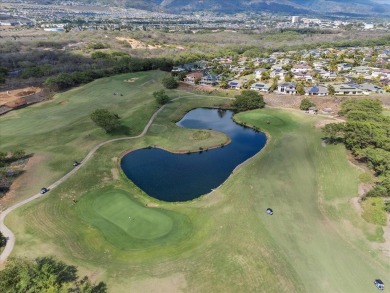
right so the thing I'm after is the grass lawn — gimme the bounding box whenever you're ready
[3,73,390,292]
[362,197,387,226]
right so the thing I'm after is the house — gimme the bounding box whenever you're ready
[277,82,297,95]
[250,83,272,93]
[255,68,268,79]
[171,66,186,73]
[321,71,337,80]
[199,74,218,86]
[313,61,328,69]
[352,66,372,75]
[337,63,352,72]
[372,69,390,79]
[228,80,242,90]
[184,72,204,84]
[304,85,328,96]
[293,72,313,82]
[333,84,363,95]
[270,69,287,80]
[291,64,311,73]
[356,83,385,94]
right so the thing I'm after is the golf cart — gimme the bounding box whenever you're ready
[266,208,273,215]
[374,279,384,290]
[73,160,80,167]
[40,187,49,194]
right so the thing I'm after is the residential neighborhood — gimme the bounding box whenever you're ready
[176,45,390,97]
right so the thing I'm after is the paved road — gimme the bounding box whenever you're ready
[0,104,167,264]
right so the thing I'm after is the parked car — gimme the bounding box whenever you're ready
[73,161,80,167]
[374,279,384,290]
[40,187,48,194]
[266,208,273,215]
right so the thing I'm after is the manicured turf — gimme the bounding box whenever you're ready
[76,188,192,249]
[4,73,390,292]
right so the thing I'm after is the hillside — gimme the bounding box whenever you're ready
[45,0,390,16]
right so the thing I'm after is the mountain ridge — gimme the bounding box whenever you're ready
[31,0,390,16]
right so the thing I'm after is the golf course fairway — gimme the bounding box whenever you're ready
[2,72,389,292]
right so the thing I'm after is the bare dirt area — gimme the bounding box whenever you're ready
[124,78,139,83]
[116,37,161,49]
[0,154,45,209]
[0,87,41,106]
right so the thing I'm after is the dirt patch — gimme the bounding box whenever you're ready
[124,78,139,83]
[0,154,45,207]
[116,37,161,49]
[111,168,119,181]
[129,273,187,293]
[0,87,41,106]
[58,100,69,105]
[350,197,363,216]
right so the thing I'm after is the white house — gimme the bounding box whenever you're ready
[333,84,363,95]
[255,68,268,79]
[277,82,297,95]
[250,83,272,93]
[337,63,352,72]
[270,69,287,80]
[228,80,242,90]
[291,64,311,73]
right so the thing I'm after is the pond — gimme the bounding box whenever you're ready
[121,108,267,202]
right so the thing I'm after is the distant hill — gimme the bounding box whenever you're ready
[33,0,390,16]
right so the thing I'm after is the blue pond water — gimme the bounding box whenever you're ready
[121,108,267,202]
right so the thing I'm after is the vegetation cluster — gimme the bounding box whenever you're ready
[233,90,265,112]
[0,150,27,197]
[0,257,106,293]
[322,99,390,205]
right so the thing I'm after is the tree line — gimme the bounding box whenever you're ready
[322,99,390,200]
[0,257,107,293]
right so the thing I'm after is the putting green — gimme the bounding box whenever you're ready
[76,188,192,249]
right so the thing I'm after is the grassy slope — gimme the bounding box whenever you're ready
[0,71,166,206]
[3,73,390,292]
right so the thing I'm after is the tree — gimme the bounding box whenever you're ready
[0,257,107,293]
[296,83,305,95]
[322,123,345,143]
[300,98,315,110]
[261,71,270,81]
[161,75,178,89]
[90,109,121,133]
[0,66,7,84]
[233,90,265,112]
[0,231,6,247]
[153,90,171,105]
[284,71,293,82]
[328,85,335,96]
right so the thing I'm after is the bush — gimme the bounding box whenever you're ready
[153,90,171,105]
[162,76,178,89]
[300,98,316,110]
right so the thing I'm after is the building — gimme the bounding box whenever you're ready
[228,80,242,90]
[292,16,299,23]
[184,72,204,84]
[250,83,272,93]
[277,83,297,95]
[305,85,328,96]
[199,74,218,86]
[333,84,363,95]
